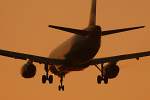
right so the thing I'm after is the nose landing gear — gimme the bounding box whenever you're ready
[58,75,65,91]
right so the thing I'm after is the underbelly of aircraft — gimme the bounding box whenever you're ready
[49,47,99,76]
[66,47,99,63]
[49,62,90,76]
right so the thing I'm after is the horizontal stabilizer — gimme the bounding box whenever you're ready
[48,25,89,36]
[102,26,145,36]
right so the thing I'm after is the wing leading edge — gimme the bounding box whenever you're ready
[90,51,150,65]
[0,49,63,65]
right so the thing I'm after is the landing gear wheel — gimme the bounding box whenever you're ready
[62,85,64,91]
[48,75,53,84]
[58,85,61,91]
[97,75,102,84]
[104,77,108,84]
[42,75,46,84]
[58,85,64,91]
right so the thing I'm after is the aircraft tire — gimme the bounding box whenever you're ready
[58,85,61,91]
[104,77,108,84]
[97,75,102,84]
[49,75,53,84]
[42,75,47,84]
[62,86,64,91]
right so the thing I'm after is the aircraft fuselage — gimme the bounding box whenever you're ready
[49,26,102,76]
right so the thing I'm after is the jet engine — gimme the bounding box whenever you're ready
[103,62,120,79]
[20,63,36,78]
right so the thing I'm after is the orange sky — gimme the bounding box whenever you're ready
[0,0,150,100]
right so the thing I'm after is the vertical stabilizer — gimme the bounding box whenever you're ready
[89,0,97,26]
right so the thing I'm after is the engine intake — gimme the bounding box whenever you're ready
[20,63,36,78]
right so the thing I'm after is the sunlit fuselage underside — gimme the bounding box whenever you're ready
[49,26,101,76]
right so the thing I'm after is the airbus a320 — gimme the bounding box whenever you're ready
[0,0,149,91]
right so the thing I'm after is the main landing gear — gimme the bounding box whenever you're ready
[95,63,108,84]
[42,64,53,84]
[41,64,65,91]
[58,75,65,91]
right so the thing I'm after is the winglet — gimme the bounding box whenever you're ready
[89,0,97,26]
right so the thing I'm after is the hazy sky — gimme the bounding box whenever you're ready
[0,0,150,100]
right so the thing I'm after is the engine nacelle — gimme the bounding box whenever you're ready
[20,63,36,78]
[103,62,120,79]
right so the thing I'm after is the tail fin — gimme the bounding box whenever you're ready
[89,0,97,26]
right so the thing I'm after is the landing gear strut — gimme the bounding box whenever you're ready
[58,75,65,91]
[42,64,53,84]
[95,63,108,84]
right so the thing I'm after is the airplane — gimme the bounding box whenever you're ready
[0,0,149,91]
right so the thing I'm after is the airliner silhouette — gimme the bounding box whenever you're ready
[0,0,149,91]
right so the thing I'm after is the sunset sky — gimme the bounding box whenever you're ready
[0,0,150,100]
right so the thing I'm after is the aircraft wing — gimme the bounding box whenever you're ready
[101,26,145,36]
[90,51,150,65]
[0,49,63,65]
